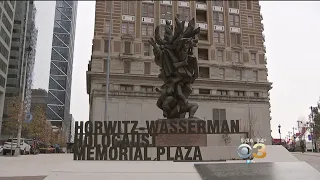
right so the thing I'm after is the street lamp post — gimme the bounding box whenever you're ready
[105,5,113,123]
[310,106,318,152]
[278,124,281,145]
[14,46,32,156]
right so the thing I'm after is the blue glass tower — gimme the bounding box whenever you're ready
[47,1,77,133]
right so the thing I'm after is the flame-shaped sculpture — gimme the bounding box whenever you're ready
[149,15,201,119]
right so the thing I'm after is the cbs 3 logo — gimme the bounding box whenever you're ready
[237,143,267,159]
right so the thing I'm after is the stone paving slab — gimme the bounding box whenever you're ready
[0,176,46,180]
[194,162,320,180]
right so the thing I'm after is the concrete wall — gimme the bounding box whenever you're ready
[91,96,272,145]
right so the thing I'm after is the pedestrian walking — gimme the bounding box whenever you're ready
[300,140,305,153]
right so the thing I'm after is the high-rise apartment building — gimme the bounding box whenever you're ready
[87,1,272,145]
[4,1,37,114]
[46,1,78,138]
[0,1,37,137]
[0,1,16,136]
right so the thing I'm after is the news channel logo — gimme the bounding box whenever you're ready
[237,143,266,163]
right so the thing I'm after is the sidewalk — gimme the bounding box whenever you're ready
[292,152,320,157]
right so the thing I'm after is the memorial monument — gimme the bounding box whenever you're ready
[149,15,200,119]
[149,15,207,146]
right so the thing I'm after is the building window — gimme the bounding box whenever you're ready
[121,22,135,35]
[104,40,109,53]
[11,47,19,51]
[217,90,229,96]
[8,64,17,69]
[120,85,133,91]
[0,29,10,46]
[235,91,245,96]
[199,89,210,95]
[0,74,5,88]
[123,61,131,74]
[212,108,226,126]
[213,0,223,7]
[231,33,241,46]
[144,43,150,56]
[0,59,7,73]
[199,66,210,78]
[254,92,260,97]
[6,84,15,87]
[141,86,153,92]
[213,31,224,44]
[144,62,151,74]
[249,35,255,46]
[217,50,223,61]
[124,41,131,54]
[247,16,253,27]
[235,69,242,80]
[11,37,19,42]
[2,14,12,33]
[14,20,21,25]
[229,14,240,27]
[247,1,252,10]
[5,93,13,97]
[161,5,172,20]
[196,10,207,23]
[219,68,225,79]
[105,21,111,33]
[4,1,13,20]
[142,24,154,37]
[106,1,113,12]
[142,3,154,17]
[178,7,190,21]
[253,70,258,81]
[232,51,240,62]
[251,53,256,64]
[0,42,9,59]
[213,12,224,26]
[159,25,165,38]
[198,48,209,60]
[7,74,17,78]
[122,1,135,15]
[228,1,239,9]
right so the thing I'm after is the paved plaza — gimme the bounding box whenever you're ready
[293,152,320,171]
[0,149,319,180]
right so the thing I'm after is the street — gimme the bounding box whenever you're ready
[293,152,320,171]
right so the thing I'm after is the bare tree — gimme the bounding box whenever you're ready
[245,109,261,143]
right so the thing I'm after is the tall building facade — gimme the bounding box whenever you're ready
[0,1,37,136]
[0,1,16,136]
[87,1,272,145]
[46,1,78,137]
[4,1,37,114]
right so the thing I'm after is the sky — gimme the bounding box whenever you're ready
[32,1,320,139]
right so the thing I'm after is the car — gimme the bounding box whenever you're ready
[0,145,3,154]
[2,138,31,155]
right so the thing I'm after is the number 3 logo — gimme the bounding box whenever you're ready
[252,143,267,158]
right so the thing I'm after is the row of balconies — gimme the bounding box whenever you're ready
[143,1,240,12]
[122,15,241,33]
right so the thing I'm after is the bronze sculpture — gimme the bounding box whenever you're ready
[149,15,201,119]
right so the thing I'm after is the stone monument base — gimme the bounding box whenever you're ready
[194,162,320,180]
[155,118,207,146]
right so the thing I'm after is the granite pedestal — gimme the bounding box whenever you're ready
[155,118,207,146]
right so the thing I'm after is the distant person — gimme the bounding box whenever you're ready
[300,140,305,153]
[54,144,60,153]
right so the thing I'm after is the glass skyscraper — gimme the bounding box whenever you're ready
[47,1,77,134]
